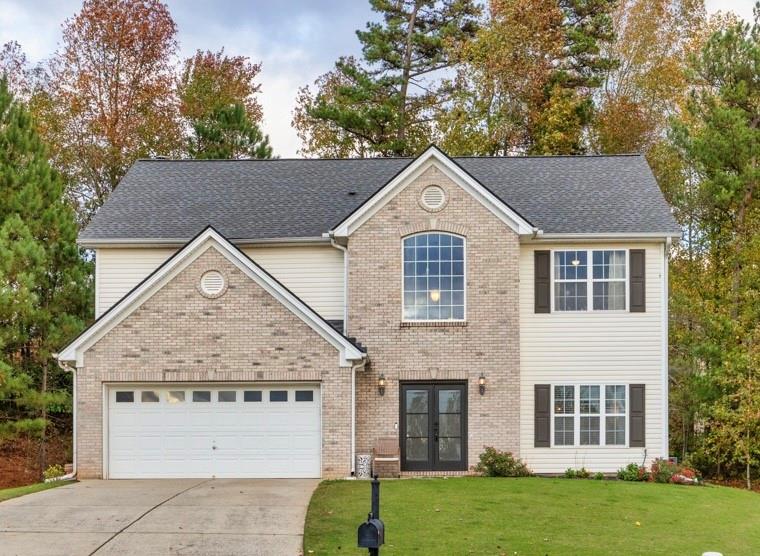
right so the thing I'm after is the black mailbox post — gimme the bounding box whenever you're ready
[357,476,385,555]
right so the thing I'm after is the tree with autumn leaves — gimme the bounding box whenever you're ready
[3,0,273,225]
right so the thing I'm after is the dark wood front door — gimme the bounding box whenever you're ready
[400,383,467,471]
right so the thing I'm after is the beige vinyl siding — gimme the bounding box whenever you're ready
[95,245,345,320]
[519,243,666,473]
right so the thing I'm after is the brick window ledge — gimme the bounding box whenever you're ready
[400,321,468,328]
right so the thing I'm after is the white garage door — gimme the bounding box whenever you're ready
[107,384,321,479]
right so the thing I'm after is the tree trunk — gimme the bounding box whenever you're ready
[39,363,48,479]
[396,1,420,153]
[747,460,751,490]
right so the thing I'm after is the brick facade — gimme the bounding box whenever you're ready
[77,248,351,479]
[347,164,521,469]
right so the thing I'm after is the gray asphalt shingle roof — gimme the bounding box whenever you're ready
[79,154,681,241]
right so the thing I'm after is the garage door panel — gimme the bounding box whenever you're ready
[108,385,321,479]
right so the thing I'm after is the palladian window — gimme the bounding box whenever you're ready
[403,232,465,321]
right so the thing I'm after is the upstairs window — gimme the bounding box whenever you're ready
[554,251,587,311]
[403,233,465,321]
[554,250,627,311]
[552,384,627,447]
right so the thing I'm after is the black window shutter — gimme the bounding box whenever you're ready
[534,384,551,447]
[534,251,551,313]
[629,384,646,447]
[630,249,646,312]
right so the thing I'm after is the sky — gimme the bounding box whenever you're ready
[0,0,754,157]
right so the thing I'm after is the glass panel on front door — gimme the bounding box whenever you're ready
[401,383,467,471]
[405,389,429,462]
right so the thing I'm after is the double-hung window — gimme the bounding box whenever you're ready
[554,249,627,311]
[552,384,627,447]
[592,250,626,310]
[403,232,465,321]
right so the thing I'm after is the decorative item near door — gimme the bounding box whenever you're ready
[399,382,467,471]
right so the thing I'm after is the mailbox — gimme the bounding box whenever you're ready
[357,476,385,553]
[358,516,385,548]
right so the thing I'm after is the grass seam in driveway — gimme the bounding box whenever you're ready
[0,480,74,503]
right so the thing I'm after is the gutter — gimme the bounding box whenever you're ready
[525,232,681,243]
[78,236,331,249]
[53,354,77,479]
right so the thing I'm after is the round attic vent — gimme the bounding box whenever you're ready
[200,270,226,297]
[420,185,446,211]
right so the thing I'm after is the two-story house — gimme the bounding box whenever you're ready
[57,146,680,479]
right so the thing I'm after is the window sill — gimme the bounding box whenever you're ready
[544,445,631,450]
[400,320,467,328]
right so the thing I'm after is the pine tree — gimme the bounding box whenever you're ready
[670,8,760,488]
[188,103,273,159]
[294,0,481,157]
[439,0,617,156]
[0,77,91,469]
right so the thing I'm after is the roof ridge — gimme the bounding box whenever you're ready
[136,153,643,163]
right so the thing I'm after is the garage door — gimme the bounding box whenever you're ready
[107,384,321,478]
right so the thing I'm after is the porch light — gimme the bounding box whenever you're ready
[378,374,386,396]
[478,374,486,396]
[429,289,440,303]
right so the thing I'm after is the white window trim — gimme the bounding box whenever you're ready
[400,232,467,323]
[550,248,630,313]
[550,383,629,448]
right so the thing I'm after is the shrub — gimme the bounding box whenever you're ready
[43,464,65,481]
[576,467,591,479]
[650,458,702,485]
[563,467,592,479]
[475,447,532,477]
[649,458,680,483]
[617,463,649,481]
[594,472,605,480]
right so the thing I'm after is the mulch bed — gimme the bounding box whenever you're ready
[0,434,71,489]
[706,477,760,493]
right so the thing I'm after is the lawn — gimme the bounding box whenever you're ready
[304,477,760,555]
[0,480,73,503]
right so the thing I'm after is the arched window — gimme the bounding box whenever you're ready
[402,232,465,321]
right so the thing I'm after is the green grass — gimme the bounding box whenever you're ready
[304,477,760,555]
[0,480,73,503]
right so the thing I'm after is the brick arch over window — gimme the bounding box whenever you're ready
[397,220,468,238]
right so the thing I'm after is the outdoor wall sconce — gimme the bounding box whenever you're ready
[478,374,486,395]
[378,374,386,396]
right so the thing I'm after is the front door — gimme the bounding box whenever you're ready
[400,383,467,471]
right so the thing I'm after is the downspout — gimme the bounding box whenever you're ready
[662,238,671,458]
[53,355,77,480]
[329,237,349,332]
[349,359,367,476]
[331,234,359,475]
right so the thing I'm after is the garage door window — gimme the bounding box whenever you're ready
[193,391,211,402]
[270,391,288,402]
[295,391,314,402]
[218,391,236,402]
[115,391,134,403]
[167,391,185,403]
[141,391,159,403]
[244,390,262,402]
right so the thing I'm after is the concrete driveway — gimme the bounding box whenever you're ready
[0,478,319,556]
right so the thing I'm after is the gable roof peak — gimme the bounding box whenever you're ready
[58,226,366,367]
[329,144,536,238]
